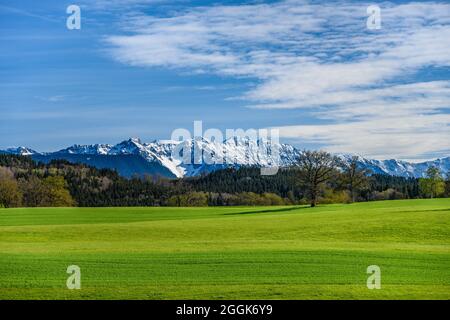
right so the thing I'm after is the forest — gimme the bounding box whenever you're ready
[0,153,449,208]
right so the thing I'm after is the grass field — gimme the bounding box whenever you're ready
[0,199,449,299]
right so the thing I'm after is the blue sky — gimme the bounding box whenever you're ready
[0,0,449,161]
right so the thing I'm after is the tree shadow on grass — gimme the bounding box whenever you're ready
[223,206,307,216]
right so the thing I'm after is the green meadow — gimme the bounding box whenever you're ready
[0,199,449,299]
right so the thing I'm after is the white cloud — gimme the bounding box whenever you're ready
[104,0,450,160]
[276,113,450,160]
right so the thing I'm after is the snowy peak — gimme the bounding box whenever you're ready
[0,147,39,156]
[108,138,146,155]
[56,144,112,155]
[338,154,450,178]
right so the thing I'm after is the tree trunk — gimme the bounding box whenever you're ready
[310,187,317,207]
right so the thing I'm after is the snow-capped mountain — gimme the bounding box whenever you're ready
[54,143,113,155]
[338,154,450,178]
[1,138,449,179]
[0,147,38,156]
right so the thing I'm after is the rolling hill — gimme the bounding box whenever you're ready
[0,199,448,299]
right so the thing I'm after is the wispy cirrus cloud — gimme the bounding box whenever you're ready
[104,0,450,160]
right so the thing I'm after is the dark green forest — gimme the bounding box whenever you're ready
[0,154,448,208]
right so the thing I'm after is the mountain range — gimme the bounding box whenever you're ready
[1,138,449,179]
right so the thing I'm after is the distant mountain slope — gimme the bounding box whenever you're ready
[338,154,450,178]
[32,153,177,178]
[0,147,38,156]
[2,138,449,179]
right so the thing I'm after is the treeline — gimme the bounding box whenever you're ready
[184,167,300,198]
[185,167,422,200]
[0,153,449,208]
[167,191,290,207]
[0,155,175,208]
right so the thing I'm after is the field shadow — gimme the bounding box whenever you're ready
[223,206,306,216]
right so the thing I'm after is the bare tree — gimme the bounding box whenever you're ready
[296,150,339,207]
[341,156,370,202]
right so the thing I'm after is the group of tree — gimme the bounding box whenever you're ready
[294,151,448,206]
[0,157,75,208]
[418,166,447,198]
[187,151,448,207]
[167,191,289,207]
[0,153,448,208]
[0,155,175,208]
